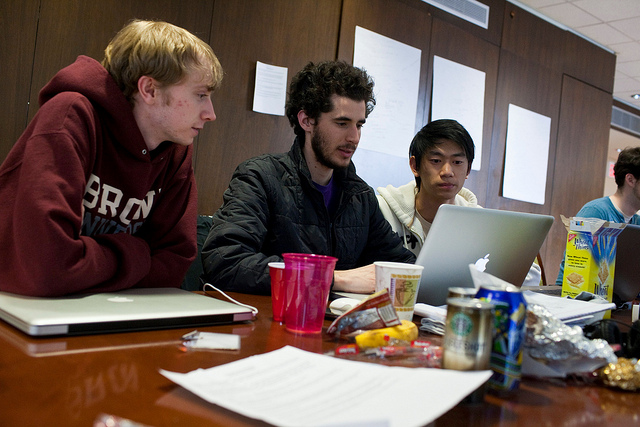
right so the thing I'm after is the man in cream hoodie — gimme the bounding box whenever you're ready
[377,119,541,286]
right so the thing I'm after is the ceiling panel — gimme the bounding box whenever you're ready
[515,0,640,109]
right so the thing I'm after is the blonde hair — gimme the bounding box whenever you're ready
[102,20,223,102]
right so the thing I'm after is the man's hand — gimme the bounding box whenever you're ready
[333,264,375,294]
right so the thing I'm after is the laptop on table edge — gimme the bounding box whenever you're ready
[0,287,255,337]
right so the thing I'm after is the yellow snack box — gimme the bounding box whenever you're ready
[560,216,626,317]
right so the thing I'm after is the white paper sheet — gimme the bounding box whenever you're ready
[431,56,486,171]
[160,345,491,427]
[414,290,615,336]
[252,61,287,116]
[352,26,421,190]
[522,291,615,323]
[502,104,551,205]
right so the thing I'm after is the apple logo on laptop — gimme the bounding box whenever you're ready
[474,254,490,272]
[107,296,134,303]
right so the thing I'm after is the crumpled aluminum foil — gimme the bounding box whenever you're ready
[525,303,617,373]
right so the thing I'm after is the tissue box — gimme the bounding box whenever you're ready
[561,217,625,314]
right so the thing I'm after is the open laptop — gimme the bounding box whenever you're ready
[613,223,640,302]
[415,205,554,306]
[0,287,254,337]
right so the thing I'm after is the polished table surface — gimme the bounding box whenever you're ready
[0,291,638,426]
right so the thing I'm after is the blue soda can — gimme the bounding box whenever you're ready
[475,282,527,393]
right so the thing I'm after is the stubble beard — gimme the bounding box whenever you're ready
[311,129,353,171]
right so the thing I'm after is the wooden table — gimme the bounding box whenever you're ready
[0,292,637,426]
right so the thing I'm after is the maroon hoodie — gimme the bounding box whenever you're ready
[0,56,197,296]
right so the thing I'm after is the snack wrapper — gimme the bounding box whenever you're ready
[598,358,640,391]
[330,340,443,368]
[327,289,400,336]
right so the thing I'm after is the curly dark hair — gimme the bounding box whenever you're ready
[285,60,375,140]
[613,146,640,188]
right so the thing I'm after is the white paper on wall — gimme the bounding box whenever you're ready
[502,104,552,205]
[252,61,287,116]
[352,26,422,191]
[431,56,486,171]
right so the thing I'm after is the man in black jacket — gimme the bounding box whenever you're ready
[202,61,415,294]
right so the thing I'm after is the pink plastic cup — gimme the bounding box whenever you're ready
[282,253,338,334]
[268,262,286,322]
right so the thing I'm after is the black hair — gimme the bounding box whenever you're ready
[408,119,475,189]
[613,146,640,188]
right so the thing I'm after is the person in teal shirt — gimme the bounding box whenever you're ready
[557,147,640,286]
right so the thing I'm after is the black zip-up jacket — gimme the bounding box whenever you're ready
[201,139,416,294]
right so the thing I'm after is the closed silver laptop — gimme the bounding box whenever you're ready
[0,287,254,336]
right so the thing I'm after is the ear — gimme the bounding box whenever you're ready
[409,156,419,178]
[626,173,638,187]
[297,110,315,132]
[136,76,159,105]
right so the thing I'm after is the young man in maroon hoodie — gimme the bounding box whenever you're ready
[0,20,223,296]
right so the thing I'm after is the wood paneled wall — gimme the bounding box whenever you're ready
[0,0,39,162]
[25,1,216,124]
[0,0,618,285]
[195,0,342,213]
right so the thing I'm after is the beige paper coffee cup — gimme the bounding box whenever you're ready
[374,261,424,321]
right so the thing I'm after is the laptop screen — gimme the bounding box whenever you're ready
[414,205,554,306]
[613,224,640,302]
